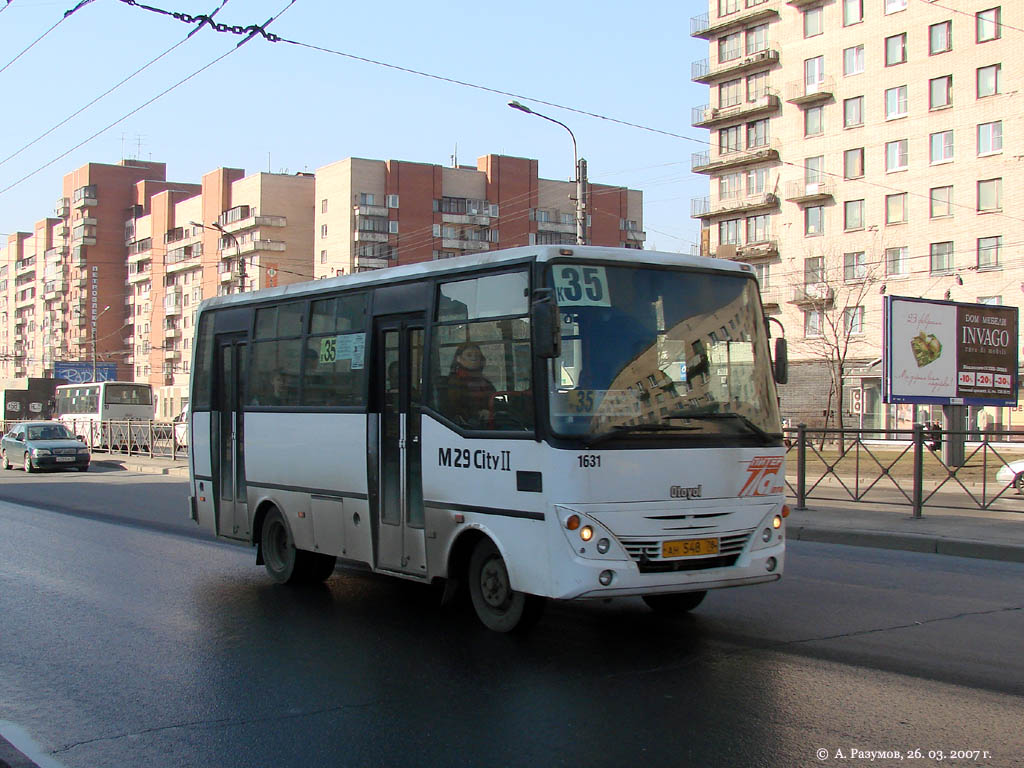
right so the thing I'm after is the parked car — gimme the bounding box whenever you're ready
[1,420,91,473]
[996,460,1024,493]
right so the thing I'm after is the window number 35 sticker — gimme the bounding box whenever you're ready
[554,265,611,307]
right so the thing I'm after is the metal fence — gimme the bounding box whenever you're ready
[2,419,188,461]
[786,424,1024,516]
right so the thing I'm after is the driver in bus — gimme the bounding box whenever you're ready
[446,342,495,428]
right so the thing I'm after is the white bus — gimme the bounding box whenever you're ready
[55,381,155,448]
[187,245,789,631]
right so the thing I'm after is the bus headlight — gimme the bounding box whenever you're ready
[580,526,593,542]
[596,538,610,554]
[750,509,785,551]
[556,506,624,561]
[773,515,782,529]
[761,528,772,543]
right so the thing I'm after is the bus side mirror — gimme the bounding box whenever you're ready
[532,290,562,359]
[773,337,788,384]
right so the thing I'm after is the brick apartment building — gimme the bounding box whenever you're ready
[1,153,644,418]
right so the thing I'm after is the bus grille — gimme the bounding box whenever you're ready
[621,532,751,573]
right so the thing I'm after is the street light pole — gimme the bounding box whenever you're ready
[92,305,111,382]
[507,100,587,245]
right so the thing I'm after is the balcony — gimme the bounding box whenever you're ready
[15,293,35,308]
[164,326,181,339]
[785,77,835,106]
[355,230,389,243]
[355,256,389,270]
[692,48,780,84]
[237,239,286,255]
[45,246,68,262]
[15,258,36,275]
[218,263,240,282]
[691,146,780,174]
[624,229,647,244]
[785,179,835,204]
[441,238,490,252]
[441,212,493,226]
[791,283,835,306]
[72,186,97,208]
[164,348,181,361]
[690,1,780,39]
[43,281,66,300]
[55,198,70,218]
[354,204,388,218]
[692,191,780,219]
[220,213,287,233]
[164,290,183,314]
[691,93,781,128]
[733,240,780,261]
[536,220,575,235]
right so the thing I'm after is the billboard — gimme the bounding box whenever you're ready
[53,362,119,384]
[884,296,1018,406]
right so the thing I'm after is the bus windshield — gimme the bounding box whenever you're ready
[548,262,781,443]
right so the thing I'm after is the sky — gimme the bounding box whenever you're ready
[0,0,712,254]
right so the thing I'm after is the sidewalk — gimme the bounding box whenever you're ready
[91,455,1024,565]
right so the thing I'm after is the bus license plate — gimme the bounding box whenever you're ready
[56,457,75,462]
[662,538,719,558]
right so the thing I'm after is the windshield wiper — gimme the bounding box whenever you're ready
[584,423,700,447]
[666,411,779,442]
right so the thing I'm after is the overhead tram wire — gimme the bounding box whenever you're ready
[0,0,233,171]
[0,0,297,200]
[0,0,95,77]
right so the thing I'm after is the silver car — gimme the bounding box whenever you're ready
[1,421,91,473]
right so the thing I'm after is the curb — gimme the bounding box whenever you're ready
[790,525,1024,564]
[92,459,189,476]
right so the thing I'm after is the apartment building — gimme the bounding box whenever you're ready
[1,152,642,418]
[313,154,645,277]
[690,0,1020,431]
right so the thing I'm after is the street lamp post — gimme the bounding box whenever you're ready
[507,100,587,245]
[92,305,111,382]
[191,220,245,292]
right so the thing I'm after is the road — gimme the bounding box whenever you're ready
[1,469,1023,767]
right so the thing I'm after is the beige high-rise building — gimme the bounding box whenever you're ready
[690,1,1020,432]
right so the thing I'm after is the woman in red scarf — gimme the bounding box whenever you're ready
[446,342,495,427]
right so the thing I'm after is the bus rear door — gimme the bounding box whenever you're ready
[213,334,250,541]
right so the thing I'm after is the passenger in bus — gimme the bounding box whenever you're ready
[446,342,495,427]
[253,370,289,406]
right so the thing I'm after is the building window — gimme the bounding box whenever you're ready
[386,194,399,208]
[886,193,907,224]
[804,7,823,37]
[977,64,1001,97]
[843,0,862,26]
[805,310,822,338]
[719,218,742,245]
[844,148,865,179]
[804,56,825,92]
[844,306,864,335]
[929,130,954,164]
[930,186,953,218]
[320,224,328,238]
[719,32,742,63]
[929,76,952,109]
[977,295,1002,305]
[844,96,864,128]
[747,166,769,194]
[843,45,865,75]
[359,193,375,206]
[977,121,1003,155]
[747,119,769,148]
[746,23,769,55]
[747,213,770,243]
[844,251,867,281]
[804,106,824,137]
[805,256,824,285]
[752,262,770,287]
[320,249,327,264]
[719,125,742,154]
[885,0,907,13]
[885,33,907,66]
[719,78,743,108]
[977,178,1002,212]
[746,71,769,101]
[976,8,1001,42]
[885,85,908,119]
[885,139,908,171]
[977,236,1001,269]
[886,246,908,276]
[930,241,954,274]
[719,0,740,16]
[321,199,328,213]
[388,221,399,234]
[805,206,824,236]
[844,201,865,231]
[929,21,952,54]
[720,172,743,200]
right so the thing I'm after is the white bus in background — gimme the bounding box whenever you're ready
[187,245,789,632]
[55,381,155,449]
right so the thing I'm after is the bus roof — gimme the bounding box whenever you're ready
[196,245,750,315]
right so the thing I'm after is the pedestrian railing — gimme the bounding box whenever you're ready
[786,424,1024,516]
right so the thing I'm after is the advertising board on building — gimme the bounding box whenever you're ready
[883,296,1018,406]
[53,362,119,384]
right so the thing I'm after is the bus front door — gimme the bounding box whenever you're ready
[214,335,249,541]
[375,316,426,576]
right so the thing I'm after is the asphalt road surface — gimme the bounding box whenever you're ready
[1,470,1022,767]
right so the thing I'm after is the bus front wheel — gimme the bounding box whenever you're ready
[642,591,707,613]
[468,539,544,633]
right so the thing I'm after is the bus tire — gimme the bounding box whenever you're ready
[261,508,301,584]
[300,552,337,583]
[642,591,707,613]
[468,538,544,633]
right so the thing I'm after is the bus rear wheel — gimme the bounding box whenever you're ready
[468,539,544,633]
[642,591,707,613]
[260,508,336,584]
